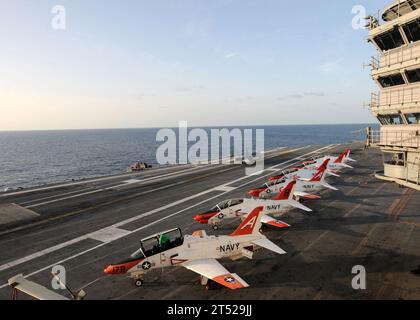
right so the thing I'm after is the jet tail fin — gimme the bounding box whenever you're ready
[344,149,357,162]
[230,206,263,236]
[310,159,330,182]
[334,150,347,164]
[273,180,296,201]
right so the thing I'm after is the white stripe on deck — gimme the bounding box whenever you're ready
[25,189,105,209]
[1,165,200,198]
[22,166,205,208]
[89,227,132,243]
[122,179,141,184]
[0,144,338,286]
[213,186,236,192]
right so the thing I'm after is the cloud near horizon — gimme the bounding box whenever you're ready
[277,91,326,101]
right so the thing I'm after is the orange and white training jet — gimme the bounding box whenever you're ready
[268,149,354,182]
[303,148,356,171]
[194,180,311,230]
[104,207,286,290]
[249,159,337,199]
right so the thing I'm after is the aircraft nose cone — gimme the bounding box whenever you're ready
[194,214,209,224]
[104,265,114,274]
[194,212,218,224]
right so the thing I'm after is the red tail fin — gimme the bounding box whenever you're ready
[274,180,296,200]
[230,206,263,236]
[311,159,330,182]
[334,149,349,164]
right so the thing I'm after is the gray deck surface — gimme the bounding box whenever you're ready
[0,143,419,300]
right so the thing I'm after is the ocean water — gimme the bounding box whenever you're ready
[0,124,373,190]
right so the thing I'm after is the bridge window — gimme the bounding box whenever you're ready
[374,28,405,51]
[385,152,405,166]
[403,18,420,43]
[378,114,404,125]
[378,73,405,87]
[377,116,387,125]
[405,68,420,83]
[406,113,420,124]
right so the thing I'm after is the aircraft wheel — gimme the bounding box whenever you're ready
[134,279,144,287]
[205,281,214,291]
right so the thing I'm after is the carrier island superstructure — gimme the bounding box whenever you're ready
[366,0,420,190]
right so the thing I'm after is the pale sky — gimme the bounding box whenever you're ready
[0,0,388,131]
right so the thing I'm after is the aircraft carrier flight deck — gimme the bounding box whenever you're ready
[0,143,419,300]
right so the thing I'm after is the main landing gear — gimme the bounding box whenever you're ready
[200,276,221,291]
[134,279,143,287]
[133,276,144,287]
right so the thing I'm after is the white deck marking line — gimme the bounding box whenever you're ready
[1,165,200,198]
[0,166,239,239]
[89,227,132,243]
[122,179,141,184]
[0,144,337,285]
[213,186,236,192]
[19,187,97,206]
[1,145,295,199]
[0,180,187,239]
[25,189,105,209]
[263,147,287,153]
[2,144,336,290]
[22,166,211,208]
[0,186,225,274]
[0,236,88,273]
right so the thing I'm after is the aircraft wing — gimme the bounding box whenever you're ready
[285,200,312,212]
[8,274,69,300]
[261,214,291,229]
[182,259,249,290]
[252,237,287,255]
[337,163,353,169]
[320,182,338,191]
[298,177,311,182]
[294,191,321,200]
[326,170,340,177]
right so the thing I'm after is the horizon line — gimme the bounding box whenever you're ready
[0,122,376,133]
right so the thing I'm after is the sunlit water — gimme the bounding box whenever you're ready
[0,124,373,190]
